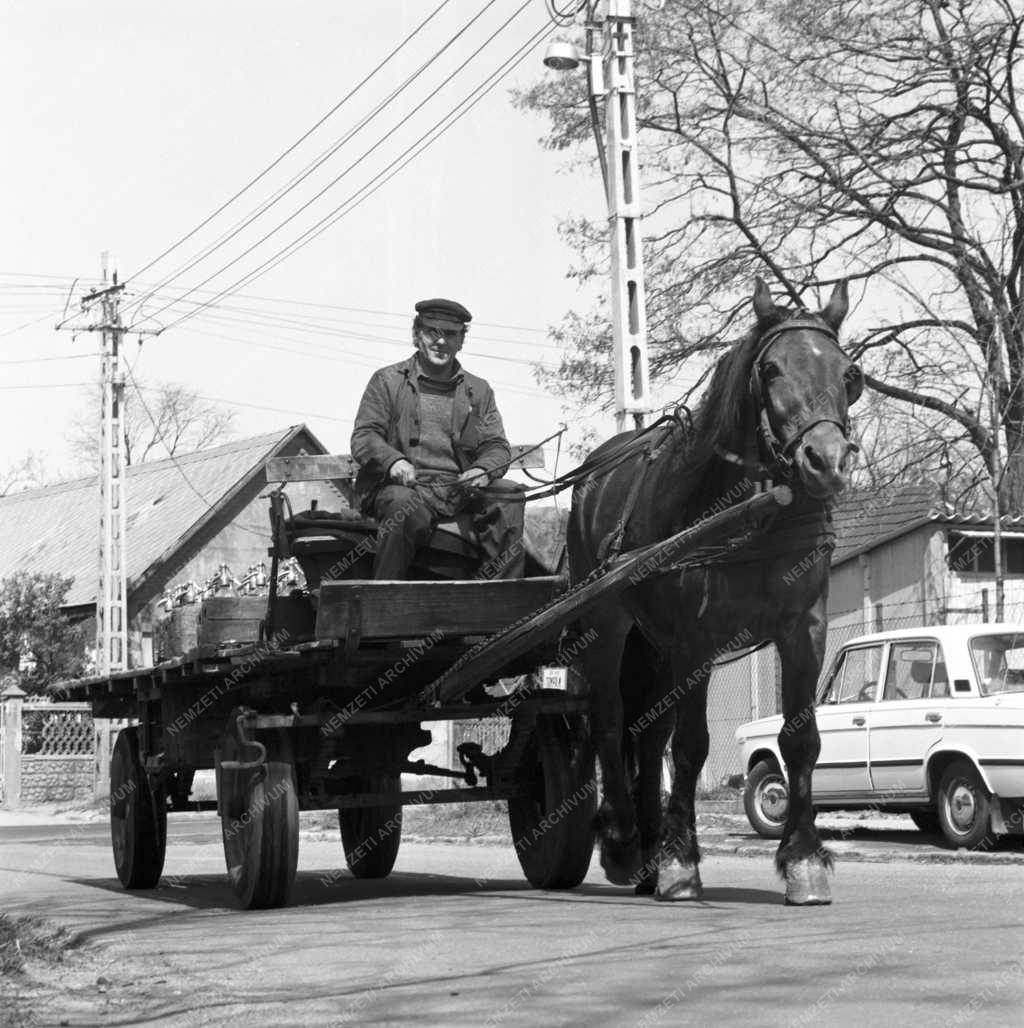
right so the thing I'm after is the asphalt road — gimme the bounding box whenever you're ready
[1,814,1023,1027]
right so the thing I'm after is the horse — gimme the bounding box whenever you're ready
[568,278,862,905]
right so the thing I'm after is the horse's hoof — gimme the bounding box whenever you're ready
[655,860,703,902]
[634,879,656,896]
[600,836,641,887]
[783,857,832,906]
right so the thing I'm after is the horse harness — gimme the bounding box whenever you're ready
[718,313,862,480]
[594,314,858,571]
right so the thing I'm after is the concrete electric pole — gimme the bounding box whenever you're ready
[600,0,651,432]
[57,253,156,674]
[545,0,652,433]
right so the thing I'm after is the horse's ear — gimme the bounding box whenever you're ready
[752,278,776,324]
[821,280,849,331]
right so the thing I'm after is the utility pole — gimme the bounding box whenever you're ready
[544,0,652,432]
[600,0,651,432]
[57,254,156,674]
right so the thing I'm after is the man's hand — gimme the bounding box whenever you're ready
[389,459,417,486]
[457,467,489,488]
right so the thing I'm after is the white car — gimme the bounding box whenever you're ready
[735,624,1024,849]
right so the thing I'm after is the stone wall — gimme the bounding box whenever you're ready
[19,755,95,805]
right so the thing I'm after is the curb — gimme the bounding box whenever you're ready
[698,835,1024,866]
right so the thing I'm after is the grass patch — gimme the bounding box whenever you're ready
[0,915,73,976]
[403,801,508,839]
[300,801,509,840]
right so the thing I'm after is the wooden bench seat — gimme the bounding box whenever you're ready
[267,448,544,583]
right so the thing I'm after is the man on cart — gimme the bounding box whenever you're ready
[351,297,525,580]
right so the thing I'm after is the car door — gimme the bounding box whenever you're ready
[868,639,947,795]
[812,643,880,796]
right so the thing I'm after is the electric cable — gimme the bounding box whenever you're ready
[135,289,558,350]
[0,354,99,365]
[133,1,539,330]
[148,14,556,336]
[124,0,456,288]
[128,279,552,335]
[121,363,292,537]
[123,0,501,320]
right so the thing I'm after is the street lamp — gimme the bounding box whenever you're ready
[542,41,582,71]
[546,1,651,432]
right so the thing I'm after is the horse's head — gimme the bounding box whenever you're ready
[750,279,862,499]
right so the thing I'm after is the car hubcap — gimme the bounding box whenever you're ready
[760,778,789,822]
[948,781,977,833]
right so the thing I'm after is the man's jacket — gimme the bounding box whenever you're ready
[350,355,512,508]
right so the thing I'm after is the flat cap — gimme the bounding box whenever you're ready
[415,297,472,331]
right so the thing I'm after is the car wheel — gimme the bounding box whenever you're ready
[744,760,788,839]
[936,760,993,850]
[909,810,940,834]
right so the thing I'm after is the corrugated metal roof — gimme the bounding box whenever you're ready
[831,483,1024,566]
[0,426,316,607]
[831,483,936,566]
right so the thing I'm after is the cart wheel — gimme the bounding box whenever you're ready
[218,717,298,909]
[110,726,167,889]
[339,775,402,879]
[509,712,596,889]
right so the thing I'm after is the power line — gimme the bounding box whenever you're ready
[121,365,278,537]
[135,2,540,332]
[172,318,554,399]
[136,383,354,426]
[2,273,556,337]
[139,292,560,359]
[147,12,554,336]
[0,354,100,365]
[124,0,457,288]
[136,287,561,348]
[123,0,501,320]
[0,381,92,390]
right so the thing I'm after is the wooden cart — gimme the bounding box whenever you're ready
[77,463,789,908]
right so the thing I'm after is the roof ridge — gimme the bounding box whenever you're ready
[0,425,305,503]
[128,426,300,475]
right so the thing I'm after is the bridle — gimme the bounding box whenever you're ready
[718,314,863,479]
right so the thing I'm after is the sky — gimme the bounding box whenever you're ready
[1,0,677,487]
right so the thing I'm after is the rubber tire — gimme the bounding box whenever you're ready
[937,759,994,850]
[909,809,940,834]
[219,725,299,909]
[339,775,402,879]
[110,726,167,889]
[509,712,596,889]
[744,759,788,839]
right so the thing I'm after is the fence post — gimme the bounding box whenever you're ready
[94,718,110,801]
[1,682,27,810]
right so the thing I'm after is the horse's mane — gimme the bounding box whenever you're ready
[683,325,765,460]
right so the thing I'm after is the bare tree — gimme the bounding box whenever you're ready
[0,453,47,496]
[68,378,236,471]
[517,0,1024,507]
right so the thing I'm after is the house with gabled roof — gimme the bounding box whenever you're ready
[0,425,337,665]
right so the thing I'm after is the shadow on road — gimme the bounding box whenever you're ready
[67,867,785,919]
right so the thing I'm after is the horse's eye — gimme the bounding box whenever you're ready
[762,362,782,381]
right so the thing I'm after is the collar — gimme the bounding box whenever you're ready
[403,352,465,385]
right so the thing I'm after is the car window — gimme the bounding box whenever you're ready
[883,641,945,700]
[823,645,883,704]
[970,634,1024,696]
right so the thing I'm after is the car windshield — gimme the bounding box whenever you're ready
[969,634,1024,695]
